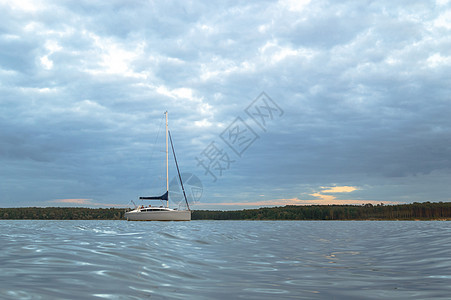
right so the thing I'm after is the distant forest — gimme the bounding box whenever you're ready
[1,202,451,220]
[193,202,451,220]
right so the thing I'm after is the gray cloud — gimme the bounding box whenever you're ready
[1,0,451,208]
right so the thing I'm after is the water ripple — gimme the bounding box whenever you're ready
[1,220,451,299]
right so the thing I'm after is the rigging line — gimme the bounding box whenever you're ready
[146,114,165,192]
[148,114,165,164]
[168,130,190,211]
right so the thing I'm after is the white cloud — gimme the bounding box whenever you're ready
[156,86,197,101]
[75,31,148,79]
[71,100,106,115]
[279,0,311,12]
[259,41,316,64]
[40,55,53,70]
[194,118,212,128]
[1,0,43,12]
[433,10,451,29]
[1,0,451,208]
[44,40,62,52]
[200,57,255,81]
[436,0,451,6]
[427,53,451,68]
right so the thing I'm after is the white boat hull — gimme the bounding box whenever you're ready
[125,210,191,221]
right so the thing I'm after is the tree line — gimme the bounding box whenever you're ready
[0,207,125,220]
[192,202,451,220]
[1,202,451,220]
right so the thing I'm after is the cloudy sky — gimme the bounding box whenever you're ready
[1,0,451,209]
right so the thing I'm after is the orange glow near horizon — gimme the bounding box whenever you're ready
[320,186,358,193]
[49,198,124,207]
[309,193,336,202]
[200,198,397,207]
[52,198,93,204]
[199,185,396,207]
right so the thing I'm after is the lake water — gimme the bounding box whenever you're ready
[1,220,450,299]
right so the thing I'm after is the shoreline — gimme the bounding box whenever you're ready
[1,202,451,221]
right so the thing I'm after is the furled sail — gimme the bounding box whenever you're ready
[139,191,168,201]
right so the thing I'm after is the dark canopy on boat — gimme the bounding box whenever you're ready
[139,191,168,201]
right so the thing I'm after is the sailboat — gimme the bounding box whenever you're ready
[125,112,191,221]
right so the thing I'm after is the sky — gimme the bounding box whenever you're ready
[1,0,451,209]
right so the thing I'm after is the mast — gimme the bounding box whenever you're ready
[165,111,169,208]
[138,112,170,204]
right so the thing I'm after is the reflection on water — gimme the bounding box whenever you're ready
[1,220,450,299]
